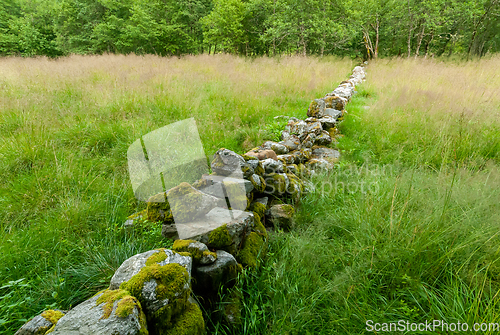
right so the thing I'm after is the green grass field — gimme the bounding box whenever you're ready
[1,55,500,334]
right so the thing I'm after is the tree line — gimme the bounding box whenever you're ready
[1,0,499,59]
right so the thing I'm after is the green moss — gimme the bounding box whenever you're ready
[127,209,148,221]
[164,301,205,335]
[282,204,295,217]
[265,173,287,194]
[208,224,232,248]
[147,192,171,223]
[223,289,242,329]
[173,240,208,264]
[250,202,266,219]
[250,175,266,193]
[145,248,168,266]
[203,250,217,260]
[120,263,190,329]
[168,183,204,223]
[252,212,267,239]
[178,251,192,257]
[224,181,248,211]
[307,100,321,118]
[95,289,129,319]
[238,232,266,268]
[41,309,64,324]
[254,162,265,176]
[242,154,258,162]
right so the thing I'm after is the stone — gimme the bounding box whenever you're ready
[266,204,295,230]
[110,249,192,290]
[314,131,332,146]
[323,95,347,110]
[161,224,178,239]
[284,119,308,139]
[307,98,326,118]
[301,133,316,148]
[323,108,343,120]
[193,250,239,293]
[184,207,255,251]
[211,148,254,178]
[306,158,334,172]
[304,121,323,137]
[276,154,296,165]
[261,141,289,155]
[332,85,354,100]
[249,174,266,193]
[123,209,147,228]
[14,310,66,335]
[263,173,289,195]
[312,147,340,160]
[286,164,298,174]
[244,149,278,161]
[48,290,147,335]
[280,135,300,151]
[260,158,284,174]
[147,183,225,224]
[201,175,254,195]
[172,240,217,266]
[317,116,336,130]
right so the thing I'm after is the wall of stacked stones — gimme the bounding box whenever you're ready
[14,64,367,335]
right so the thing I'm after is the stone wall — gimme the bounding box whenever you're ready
[15,64,367,335]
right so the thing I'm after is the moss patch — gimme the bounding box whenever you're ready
[95,289,130,319]
[252,212,267,239]
[238,232,266,268]
[168,183,204,223]
[208,224,232,249]
[41,309,64,324]
[145,248,169,266]
[250,201,266,219]
[224,181,248,211]
[164,301,205,335]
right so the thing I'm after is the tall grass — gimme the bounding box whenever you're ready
[219,57,500,334]
[0,54,353,333]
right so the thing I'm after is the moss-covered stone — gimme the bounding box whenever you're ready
[222,289,242,329]
[147,192,173,224]
[307,100,322,118]
[250,174,266,193]
[120,263,190,330]
[208,224,232,249]
[167,182,204,223]
[96,289,130,319]
[249,202,266,219]
[252,212,268,239]
[254,162,265,176]
[41,310,65,324]
[163,301,205,335]
[224,181,248,211]
[264,173,287,195]
[173,240,217,265]
[237,232,266,268]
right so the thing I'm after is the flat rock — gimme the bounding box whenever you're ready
[211,148,254,178]
[312,147,340,160]
[49,290,147,335]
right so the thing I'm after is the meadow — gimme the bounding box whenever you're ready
[1,54,500,334]
[0,54,354,333]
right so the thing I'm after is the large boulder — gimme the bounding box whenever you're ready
[14,310,65,335]
[211,148,254,178]
[48,290,148,335]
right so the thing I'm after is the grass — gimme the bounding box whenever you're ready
[210,57,500,334]
[0,54,354,333]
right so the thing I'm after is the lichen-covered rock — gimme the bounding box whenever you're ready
[284,119,308,139]
[260,158,284,174]
[306,158,334,172]
[14,310,66,335]
[182,208,255,252]
[48,290,148,335]
[314,131,332,146]
[301,133,315,149]
[276,154,295,165]
[237,232,266,268]
[317,116,336,130]
[172,240,217,265]
[110,249,192,290]
[312,147,340,160]
[147,183,224,224]
[323,95,347,110]
[286,164,298,175]
[331,84,355,100]
[261,141,288,155]
[263,173,289,195]
[280,135,300,151]
[286,173,305,204]
[244,149,278,161]
[211,148,254,178]
[193,250,239,293]
[249,197,268,220]
[304,121,323,137]
[266,204,295,230]
[307,98,326,118]
[249,174,266,193]
[323,108,343,120]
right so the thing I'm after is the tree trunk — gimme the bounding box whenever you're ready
[407,0,412,57]
[424,30,434,58]
[415,24,425,58]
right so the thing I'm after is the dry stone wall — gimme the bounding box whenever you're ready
[15,64,367,335]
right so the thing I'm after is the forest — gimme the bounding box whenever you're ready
[1,0,499,59]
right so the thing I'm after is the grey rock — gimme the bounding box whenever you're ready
[253,197,268,208]
[261,158,284,174]
[304,121,323,137]
[249,173,265,193]
[262,141,289,155]
[323,108,343,120]
[194,250,238,293]
[314,131,332,146]
[284,119,308,139]
[312,147,340,160]
[301,133,316,149]
[277,154,296,165]
[211,148,254,178]
[201,175,254,195]
[14,312,62,335]
[110,249,192,290]
[280,135,301,151]
[49,291,147,335]
[266,204,295,230]
[317,116,336,130]
[306,158,334,172]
